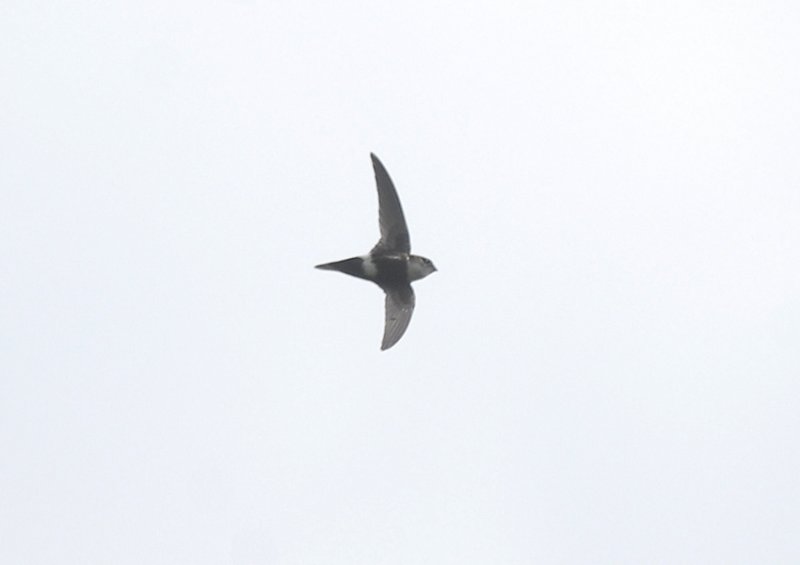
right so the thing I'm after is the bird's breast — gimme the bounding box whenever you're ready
[371,254,408,285]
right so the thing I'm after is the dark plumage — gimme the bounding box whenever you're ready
[316,154,437,350]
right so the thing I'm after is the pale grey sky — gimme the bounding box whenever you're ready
[2,1,799,564]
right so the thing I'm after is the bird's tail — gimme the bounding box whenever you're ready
[314,257,370,280]
[314,259,348,271]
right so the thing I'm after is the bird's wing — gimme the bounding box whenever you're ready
[370,153,411,253]
[381,284,415,350]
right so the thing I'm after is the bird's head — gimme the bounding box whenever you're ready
[408,255,437,281]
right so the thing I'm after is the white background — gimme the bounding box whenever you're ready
[2,1,799,563]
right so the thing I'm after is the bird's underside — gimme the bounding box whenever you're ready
[315,153,435,350]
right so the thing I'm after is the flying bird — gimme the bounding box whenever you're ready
[316,153,437,350]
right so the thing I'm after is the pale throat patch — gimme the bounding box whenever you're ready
[361,255,378,278]
[407,258,428,282]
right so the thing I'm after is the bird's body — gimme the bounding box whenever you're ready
[316,154,437,350]
[316,253,433,285]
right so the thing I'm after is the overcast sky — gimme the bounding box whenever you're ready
[2,1,799,564]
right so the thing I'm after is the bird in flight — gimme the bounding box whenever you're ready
[316,153,437,350]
